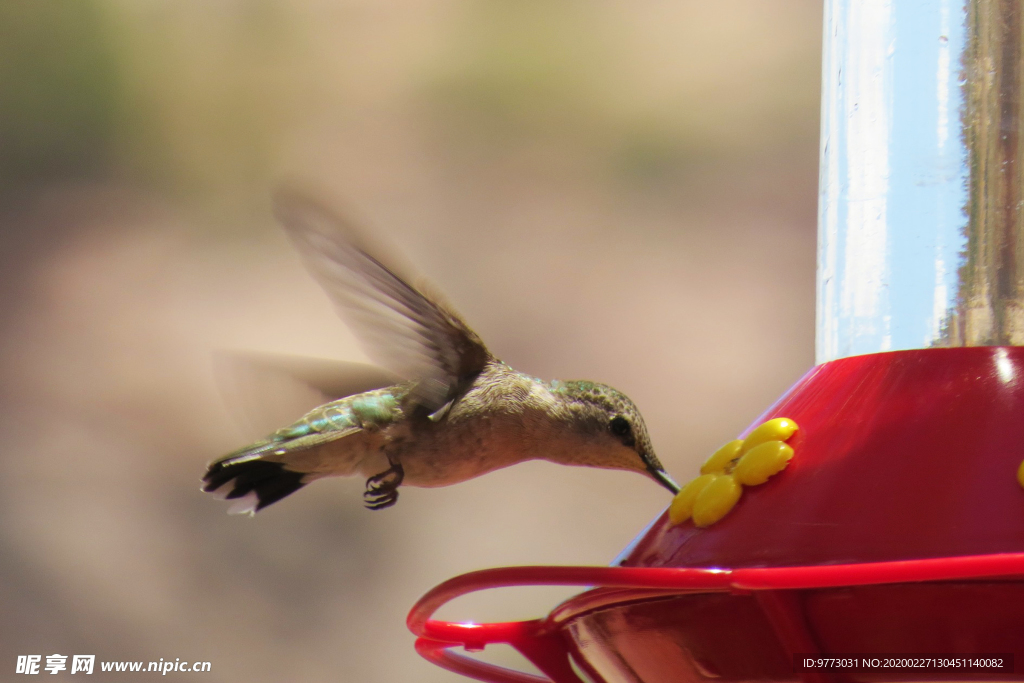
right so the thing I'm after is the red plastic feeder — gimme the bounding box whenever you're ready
[408,348,1024,682]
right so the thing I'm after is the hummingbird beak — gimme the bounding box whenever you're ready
[648,466,681,495]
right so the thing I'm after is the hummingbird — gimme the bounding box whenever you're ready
[202,189,681,514]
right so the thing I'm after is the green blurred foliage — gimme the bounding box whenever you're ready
[0,1,122,185]
[0,0,820,207]
[424,1,820,184]
[107,1,295,203]
[425,2,605,142]
[0,0,293,217]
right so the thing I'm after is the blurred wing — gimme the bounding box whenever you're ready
[213,350,399,439]
[273,188,490,412]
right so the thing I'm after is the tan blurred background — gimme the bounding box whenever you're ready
[0,2,821,681]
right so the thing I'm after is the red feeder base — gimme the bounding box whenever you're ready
[408,348,1024,683]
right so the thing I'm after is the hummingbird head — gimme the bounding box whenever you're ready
[553,380,680,494]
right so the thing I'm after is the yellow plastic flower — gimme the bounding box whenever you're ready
[668,417,798,527]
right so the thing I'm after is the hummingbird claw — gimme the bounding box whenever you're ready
[364,490,399,510]
[363,462,404,510]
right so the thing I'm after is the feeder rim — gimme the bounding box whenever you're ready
[407,552,1024,643]
[407,552,1024,682]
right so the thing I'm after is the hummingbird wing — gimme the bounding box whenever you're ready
[212,350,400,439]
[273,188,490,413]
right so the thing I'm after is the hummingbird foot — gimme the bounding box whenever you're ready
[363,462,404,510]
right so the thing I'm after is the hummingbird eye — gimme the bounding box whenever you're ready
[609,416,635,446]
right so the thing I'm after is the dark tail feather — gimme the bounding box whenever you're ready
[202,457,306,514]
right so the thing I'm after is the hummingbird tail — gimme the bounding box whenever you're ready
[202,455,307,515]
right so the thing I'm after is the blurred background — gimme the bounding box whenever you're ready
[0,1,820,680]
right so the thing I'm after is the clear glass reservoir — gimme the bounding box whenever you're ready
[817,0,1024,362]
